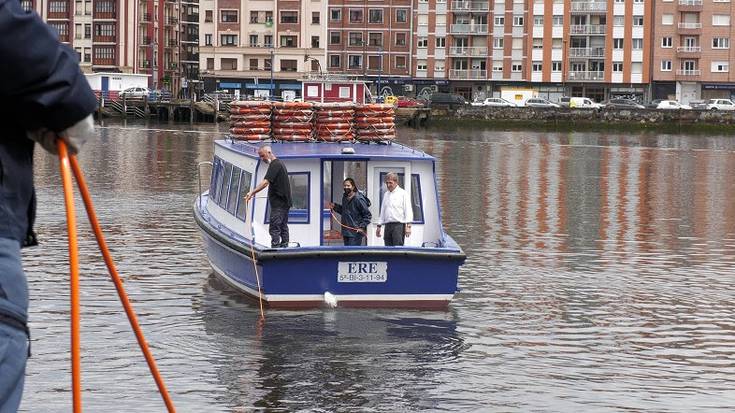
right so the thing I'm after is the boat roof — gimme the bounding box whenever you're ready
[216,140,436,161]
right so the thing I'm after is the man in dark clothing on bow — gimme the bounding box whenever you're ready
[0,1,98,410]
[327,178,372,246]
[246,145,292,248]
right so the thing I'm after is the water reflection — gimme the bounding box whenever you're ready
[198,275,465,411]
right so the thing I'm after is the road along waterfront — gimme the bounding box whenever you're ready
[21,121,735,411]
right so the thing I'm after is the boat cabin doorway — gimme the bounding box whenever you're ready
[322,160,368,246]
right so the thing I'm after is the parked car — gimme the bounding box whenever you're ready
[558,96,571,107]
[705,99,735,110]
[689,100,708,110]
[569,97,602,109]
[602,98,645,109]
[120,87,151,98]
[645,99,663,109]
[428,92,468,107]
[657,100,691,110]
[395,96,424,108]
[472,97,516,107]
[523,98,560,108]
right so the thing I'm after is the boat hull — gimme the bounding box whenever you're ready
[195,203,465,309]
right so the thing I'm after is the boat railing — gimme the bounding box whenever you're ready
[197,161,213,206]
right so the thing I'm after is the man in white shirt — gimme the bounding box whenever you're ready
[376,172,413,246]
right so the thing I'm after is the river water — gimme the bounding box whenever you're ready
[20,121,735,411]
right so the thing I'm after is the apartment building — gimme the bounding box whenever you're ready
[137,0,182,93]
[181,0,201,97]
[26,0,137,74]
[198,0,327,98]
[325,0,413,97]
[408,0,652,102]
[651,0,735,102]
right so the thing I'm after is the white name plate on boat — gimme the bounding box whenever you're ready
[337,262,388,283]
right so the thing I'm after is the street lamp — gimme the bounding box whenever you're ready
[377,46,383,103]
[269,43,274,101]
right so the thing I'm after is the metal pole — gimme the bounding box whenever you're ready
[377,46,382,102]
[270,45,274,101]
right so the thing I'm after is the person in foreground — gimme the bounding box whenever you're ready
[376,172,413,246]
[327,178,372,246]
[246,145,292,248]
[0,1,97,410]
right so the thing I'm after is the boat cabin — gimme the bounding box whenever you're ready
[205,141,445,249]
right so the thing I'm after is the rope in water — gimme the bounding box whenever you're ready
[59,140,176,412]
[244,199,266,320]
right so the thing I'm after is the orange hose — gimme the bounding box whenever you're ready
[68,153,176,412]
[57,141,82,413]
[329,209,366,234]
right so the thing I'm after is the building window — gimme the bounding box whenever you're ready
[329,54,341,68]
[311,36,320,48]
[661,14,673,25]
[329,31,341,45]
[613,62,623,72]
[711,61,729,72]
[633,16,644,26]
[221,34,237,46]
[265,11,273,22]
[552,15,563,26]
[396,9,407,23]
[348,55,362,69]
[513,16,524,26]
[494,16,504,26]
[312,11,320,24]
[713,15,730,26]
[435,60,445,71]
[493,38,504,49]
[661,37,672,48]
[281,59,297,72]
[632,39,643,49]
[660,60,672,71]
[368,32,383,47]
[206,58,214,70]
[417,37,428,48]
[84,49,91,63]
[552,61,561,71]
[712,38,730,49]
[614,16,624,26]
[368,9,383,23]
[348,32,363,46]
[221,10,237,23]
[533,15,543,25]
[533,38,543,49]
[264,58,271,70]
[395,55,406,68]
[220,58,237,70]
[511,64,522,72]
[395,33,406,46]
[417,60,427,71]
[492,65,503,72]
[532,62,542,71]
[613,38,623,49]
[280,35,297,47]
[368,55,381,70]
[349,9,363,23]
[436,37,445,48]
[250,11,259,23]
[280,11,298,24]
[249,59,258,70]
[264,35,273,48]
[330,9,341,21]
[84,23,91,39]
[205,10,212,22]
[249,35,258,47]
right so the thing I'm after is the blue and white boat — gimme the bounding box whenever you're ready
[194,140,466,308]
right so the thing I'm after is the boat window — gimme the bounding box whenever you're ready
[210,157,222,202]
[378,172,424,224]
[226,167,241,215]
[219,162,233,207]
[235,170,253,221]
[266,172,310,224]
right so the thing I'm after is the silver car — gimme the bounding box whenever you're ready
[524,98,560,108]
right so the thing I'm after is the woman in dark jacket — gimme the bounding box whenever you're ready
[328,178,372,246]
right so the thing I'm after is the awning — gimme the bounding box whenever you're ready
[703,83,735,90]
[279,83,302,90]
[218,82,241,89]
[245,83,274,90]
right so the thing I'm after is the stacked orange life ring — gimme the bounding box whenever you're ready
[272,101,314,141]
[314,102,354,142]
[354,104,396,142]
[229,101,273,141]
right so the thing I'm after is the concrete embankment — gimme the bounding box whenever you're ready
[430,106,735,132]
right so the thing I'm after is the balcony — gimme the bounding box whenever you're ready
[182,34,199,43]
[167,16,178,25]
[165,62,178,71]
[677,46,701,55]
[569,47,605,58]
[94,11,116,19]
[47,11,69,19]
[678,22,702,31]
[448,46,488,56]
[93,35,116,43]
[181,53,199,62]
[449,24,489,35]
[570,24,606,35]
[140,60,151,68]
[451,1,490,11]
[140,37,152,45]
[676,69,701,76]
[570,1,607,12]
[182,14,199,23]
[449,69,487,79]
[168,39,178,47]
[568,71,605,81]
[93,58,116,66]
[141,13,151,22]
[678,0,703,9]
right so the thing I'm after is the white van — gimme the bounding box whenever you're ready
[569,97,602,109]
